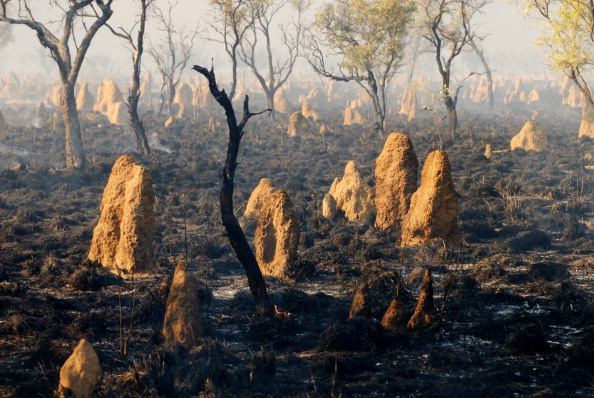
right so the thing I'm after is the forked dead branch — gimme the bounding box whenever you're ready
[192,63,273,316]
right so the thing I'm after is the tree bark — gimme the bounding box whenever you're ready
[192,64,273,316]
[445,95,457,141]
[468,37,493,110]
[62,83,87,170]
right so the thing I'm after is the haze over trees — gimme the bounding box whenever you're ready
[149,0,197,117]
[107,0,154,155]
[239,0,310,117]
[525,0,594,106]
[418,0,487,141]
[306,0,416,134]
[0,0,114,170]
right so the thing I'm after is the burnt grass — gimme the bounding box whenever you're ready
[1,95,594,397]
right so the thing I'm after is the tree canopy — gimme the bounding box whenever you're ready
[526,0,594,103]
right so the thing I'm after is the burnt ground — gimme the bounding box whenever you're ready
[1,96,594,397]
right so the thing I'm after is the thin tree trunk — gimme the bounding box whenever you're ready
[266,90,275,118]
[468,38,493,110]
[193,64,273,316]
[62,83,87,170]
[445,95,457,141]
[127,92,151,154]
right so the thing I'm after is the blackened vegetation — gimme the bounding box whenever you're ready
[0,95,594,396]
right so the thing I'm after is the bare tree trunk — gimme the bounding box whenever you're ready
[445,95,457,141]
[127,92,150,154]
[62,83,87,170]
[193,64,273,316]
[468,37,493,110]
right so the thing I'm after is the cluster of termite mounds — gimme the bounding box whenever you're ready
[52,118,463,394]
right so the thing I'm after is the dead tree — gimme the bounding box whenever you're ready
[107,0,153,155]
[0,0,114,170]
[192,64,273,316]
[149,0,197,117]
[420,0,484,140]
[468,35,493,110]
[207,0,255,102]
[240,0,309,117]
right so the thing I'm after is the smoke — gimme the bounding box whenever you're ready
[0,24,14,52]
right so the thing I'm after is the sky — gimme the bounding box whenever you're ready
[0,1,552,83]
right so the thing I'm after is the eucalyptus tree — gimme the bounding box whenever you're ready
[525,0,594,106]
[306,0,416,134]
[0,0,114,170]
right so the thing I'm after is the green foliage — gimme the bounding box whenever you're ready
[313,0,416,77]
[526,0,594,74]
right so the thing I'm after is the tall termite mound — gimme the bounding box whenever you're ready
[374,132,418,230]
[302,101,321,121]
[88,155,156,273]
[94,80,126,125]
[328,161,374,222]
[579,101,594,139]
[407,269,438,331]
[162,261,203,347]
[255,190,301,278]
[76,82,95,112]
[274,87,291,114]
[174,82,194,118]
[58,339,101,398]
[244,178,278,219]
[0,109,6,130]
[287,111,310,137]
[401,150,460,248]
[510,120,548,151]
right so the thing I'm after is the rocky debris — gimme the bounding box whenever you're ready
[88,155,156,273]
[162,261,203,348]
[322,193,337,220]
[244,178,278,219]
[399,87,418,121]
[58,339,101,398]
[174,82,194,118]
[484,144,492,159]
[401,150,460,248]
[328,161,374,222]
[274,87,291,114]
[343,104,365,125]
[406,269,437,332]
[76,82,95,113]
[94,80,126,125]
[255,190,301,278]
[381,299,407,333]
[374,132,418,230]
[510,120,548,151]
[579,101,594,139]
[301,101,321,121]
[287,111,310,137]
